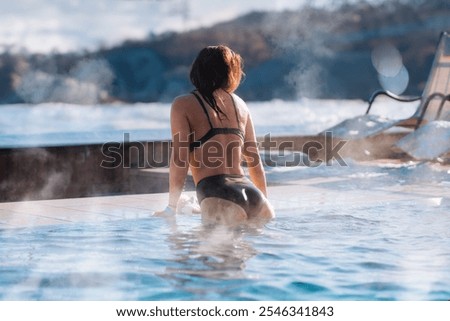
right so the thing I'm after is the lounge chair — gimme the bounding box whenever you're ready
[321,31,450,140]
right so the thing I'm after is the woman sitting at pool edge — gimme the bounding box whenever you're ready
[155,45,274,225]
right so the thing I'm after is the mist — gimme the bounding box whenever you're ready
[16,58,114,104]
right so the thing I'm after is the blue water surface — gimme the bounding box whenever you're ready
[1,162,449,301]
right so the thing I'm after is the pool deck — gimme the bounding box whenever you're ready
[0,132,418,202]
[1,161,448,230]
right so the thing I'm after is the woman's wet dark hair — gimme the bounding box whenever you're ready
[190,45,243,117]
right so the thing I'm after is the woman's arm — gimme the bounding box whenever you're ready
[242,112,268,197]
[168,97,191,209]
[154,97,190,216]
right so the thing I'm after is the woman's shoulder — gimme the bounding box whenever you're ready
[230,93,248,109]
[172,93,194,104]
[230,93,249,119]
[171,93,197,111]
[230,92,246,106]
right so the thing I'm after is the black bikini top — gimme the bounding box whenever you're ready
[189,91,245,152]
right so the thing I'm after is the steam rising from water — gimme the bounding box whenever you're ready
[16,58,113,104]
[260,8,341,98]
[2,160,450,300]
[2,223,129,300]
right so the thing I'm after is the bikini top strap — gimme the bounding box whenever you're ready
[191,91,213,129]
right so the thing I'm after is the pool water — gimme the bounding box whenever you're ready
[1,161,449,300]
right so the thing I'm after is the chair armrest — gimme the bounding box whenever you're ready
[436,94,450,120]
[415,92,449,129]
[366,90,421,114]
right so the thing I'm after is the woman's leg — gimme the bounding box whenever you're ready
[200,197,247,226]
[254,198,275,221]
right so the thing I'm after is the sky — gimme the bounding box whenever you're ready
[0,0,340,54]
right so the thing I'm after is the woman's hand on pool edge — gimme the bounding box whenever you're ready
[153,205,177,217]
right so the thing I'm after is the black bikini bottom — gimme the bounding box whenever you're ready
[196,174,265,217]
